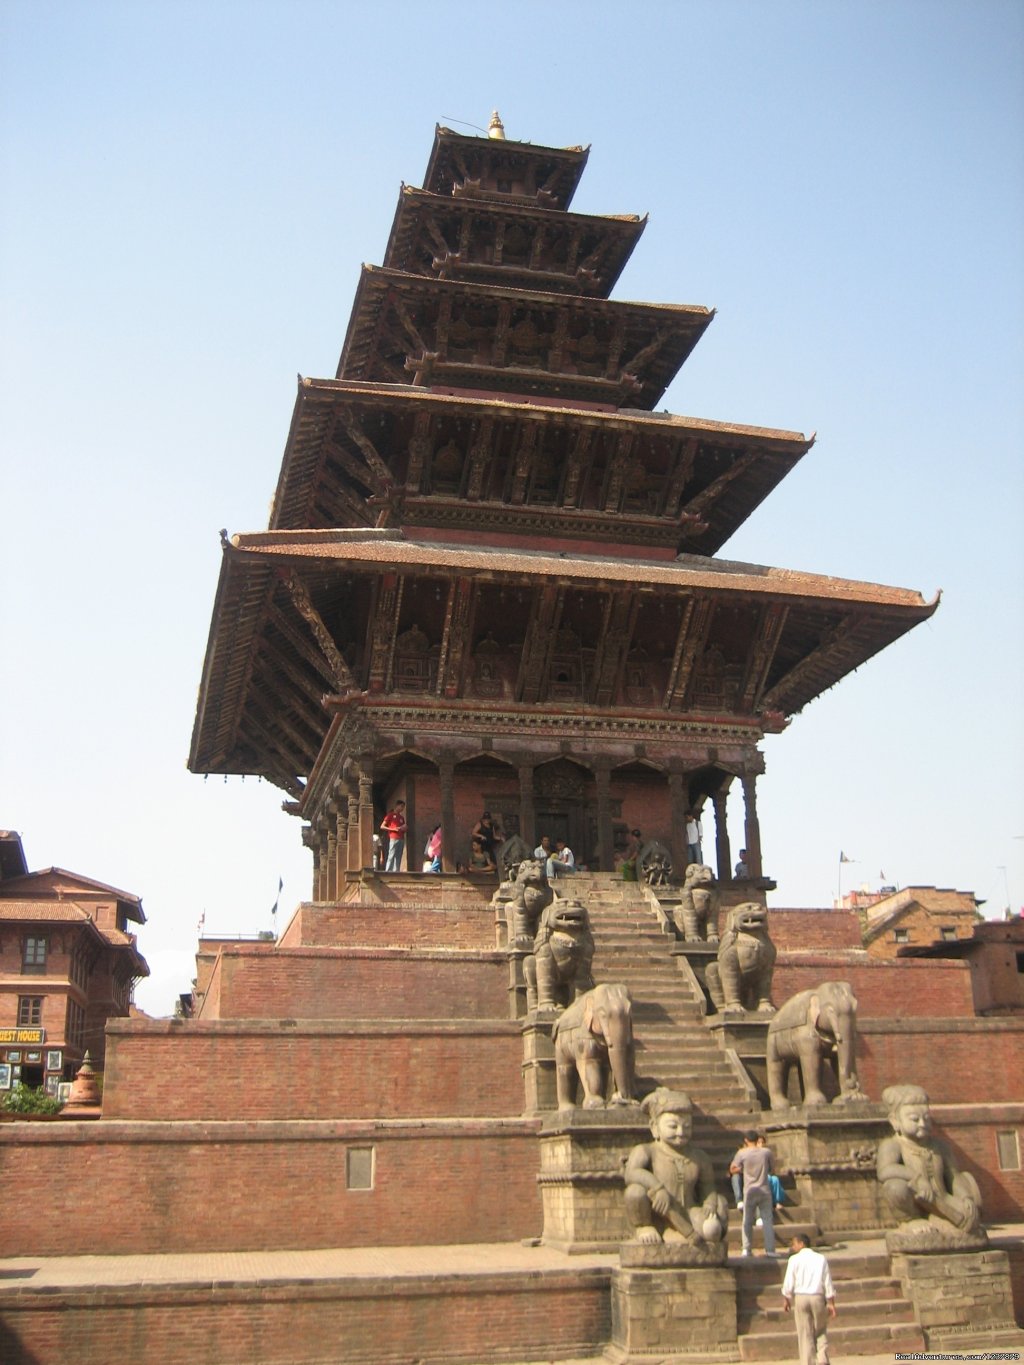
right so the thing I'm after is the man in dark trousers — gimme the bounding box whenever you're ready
[782,1233,836,1365]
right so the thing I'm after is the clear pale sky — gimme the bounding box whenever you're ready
[2,1,1022,1017]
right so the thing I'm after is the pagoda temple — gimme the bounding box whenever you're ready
[189,114,937,892]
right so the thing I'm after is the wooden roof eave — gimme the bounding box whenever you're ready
[188,540,278,776]
[424,127,590,208]
[334,266,715,394]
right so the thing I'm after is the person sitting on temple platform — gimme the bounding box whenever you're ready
[624,1088,729,1248]
[734,849,750,879]
[468,835,496,873]
[471,811,501,863]
[548,839,576,879]
[876,1084,983,1236]
[534,835,552,862]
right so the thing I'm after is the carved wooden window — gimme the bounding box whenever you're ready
[65,998,85,1050]
[346,1146,375,1190]
[22,936,46,974]
[17,996,42,1027]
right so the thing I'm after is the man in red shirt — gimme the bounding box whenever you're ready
[380,801,406,872]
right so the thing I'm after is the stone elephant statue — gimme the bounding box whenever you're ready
[551,982,638,1111]
[766,980,868,1110]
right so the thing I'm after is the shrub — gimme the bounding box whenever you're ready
[2,1083,62,1116]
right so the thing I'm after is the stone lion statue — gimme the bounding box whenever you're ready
[673,863,720,942]
[524,897,595,1013]
[508,856,553,948]
[705,901,775,1013]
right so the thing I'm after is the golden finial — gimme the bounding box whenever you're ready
[488,110,506,140]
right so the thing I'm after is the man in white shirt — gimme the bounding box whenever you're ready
[782,1234,836,1365]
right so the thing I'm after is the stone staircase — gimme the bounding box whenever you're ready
[567,874,930,1359]
[569,872,762,1173]
[735,1249,925,1359]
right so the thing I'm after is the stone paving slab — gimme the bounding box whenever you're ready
[0,1225,1020,1294]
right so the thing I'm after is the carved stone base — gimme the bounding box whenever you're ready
[891,1247,1024,1347]
[706,1014,770,1107]
[606,1265,737,1362]
[765,1106,890,1234]
[538,1108,647,1253]
[620,1239,728,1268]
[886,1219,988,1254]
[521,1011,557,1115]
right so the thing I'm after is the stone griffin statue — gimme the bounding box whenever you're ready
[507,856,554,949]
[673,863,720,942]
[876,1084,985,1249]
[524,898,595,1013]
[705,902,775,1013]
[623,1088,729,1262]
[551,982,638,1111]
[766,981,867,1109]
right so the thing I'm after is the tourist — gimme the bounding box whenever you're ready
[732,1134,785,1215]
[734,848,749,879]
[781,1234,836,1365]
[380,800,406,872]
[686,810,703,864]
[620,828,642,881]
[423,824,442,873]
[534,835,552,861]
[469,835,496,872]
[730,1130,778,1256]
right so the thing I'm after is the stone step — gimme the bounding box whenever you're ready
[738,1320,925,1361]
[740,1277,906,1313]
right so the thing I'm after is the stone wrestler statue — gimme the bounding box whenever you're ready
[877,1084,983,1237]
[624,1088,729,1249]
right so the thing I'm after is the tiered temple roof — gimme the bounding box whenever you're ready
[189,119,937,812]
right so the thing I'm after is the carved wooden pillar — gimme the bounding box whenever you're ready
[439,758,456,872]
[712,786,732,884]
[333,794,349,888]
[358,764,375,870]
[347,788,361,873]
[315,822,329,902]
[301,825,317,901]
[742,772,764,879]
[668,771,688,876]
[518,763,536,852]
[325,822,338,902]
[594,765,613,872]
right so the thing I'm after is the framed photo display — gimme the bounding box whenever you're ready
[0,1064,11,1089]
[46,1050,62,1072]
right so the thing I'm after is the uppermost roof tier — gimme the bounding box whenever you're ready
[424,123,590,209]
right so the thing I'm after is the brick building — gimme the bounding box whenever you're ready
[0,831,149,1083]
[858,885,983,959]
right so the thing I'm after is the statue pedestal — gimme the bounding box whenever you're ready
[891,1247,1024,1348]
[538,1108,646,1253]
[764,1105,890,1234]
[521,1011,558,1115]
[607,1251,737,1363]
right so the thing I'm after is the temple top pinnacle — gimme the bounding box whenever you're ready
[488,110,505,139]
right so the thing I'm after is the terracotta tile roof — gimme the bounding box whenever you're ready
[0,902,91,922]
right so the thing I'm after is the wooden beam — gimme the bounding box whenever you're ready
[516,584,564,704]
[266,600,337,689]
[435,577,475,699]
[590,590,638,706]
[662,597,715,710]
[760,616,860,713]
[281,571,356,692]
[738,603,790,713]
[365,573,403,693]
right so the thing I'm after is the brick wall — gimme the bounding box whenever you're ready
[769,909,863,951]
[199,946,508,1021]
[857,1018,1024,1103]
[0,1118,542,1256]
[102,1019,524,1121]
[772,953,976,1018]
[278,902,496,951]
[928,1104,1024,1223]
[0,1265,612,1365]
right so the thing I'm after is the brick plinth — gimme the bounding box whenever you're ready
[0,1265,612,1365]
[103,1019,524,1121]
[0,1119,542,1256]
[278,899,497,950]
[198,945,507,1021]
[608,1265,737,1360]
[539,1109,647,1252]
[892,1248,1024,1347]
